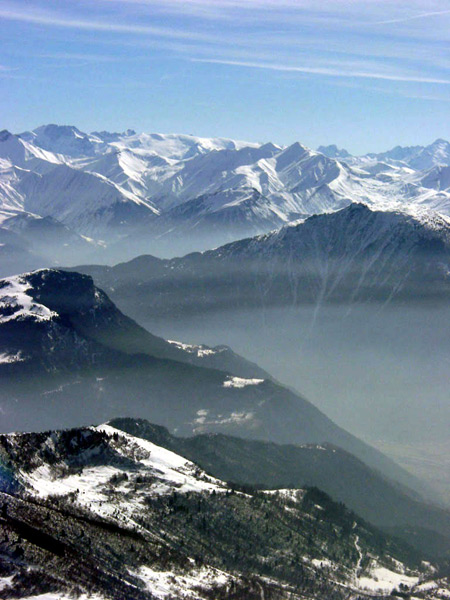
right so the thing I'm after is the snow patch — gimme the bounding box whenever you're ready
[194,409,209,425]
[358,565,419,593]
[0,351,24,363]
[0,576,14,592]
[223,376,264,388]
[168,339,219,358]
[133,564,232,599]
[193,411,257,430]
[311,558,336,570]
[262,489,306,502]
[13,594,105,600]
[0,274,57,324]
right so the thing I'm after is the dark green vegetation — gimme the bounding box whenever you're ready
[110,419,450,559]
[0,424,440,600]
[0,489,398,599]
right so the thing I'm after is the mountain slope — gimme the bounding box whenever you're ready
[110,418,450,558]
[0,423,446,599]
[0,129,62,174]
[72,203,450,323]
[419,165,450,192]
[0,209,99,277]
[0,268,427,497]
[14,163,159,238]
[0,220,48,277]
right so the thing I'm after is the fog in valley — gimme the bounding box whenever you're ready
[139,303,450,503]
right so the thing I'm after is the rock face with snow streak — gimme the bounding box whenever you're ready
[0,421,446,599]
[73,203,450,326]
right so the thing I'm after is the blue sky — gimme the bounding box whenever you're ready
[1,0,449,153]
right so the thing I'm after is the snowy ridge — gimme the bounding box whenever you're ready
[17,424,227,525]
[1,420,448,599]
[195,203,450,297]
[109,130,262,160]
[93,201,449,316]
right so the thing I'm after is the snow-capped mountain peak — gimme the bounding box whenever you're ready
[1,124,450,265]
[19,124,105,158]
[317,144,351,159]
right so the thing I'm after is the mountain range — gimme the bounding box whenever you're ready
[68,201,450,506]
[1,125,450,269]
[2,267,450,556]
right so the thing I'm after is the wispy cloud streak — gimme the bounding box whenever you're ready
[1,0,449,95]
[192,58,450,85]
[373,9,450,25]
[38,52,120,62]
[0,5,218,43]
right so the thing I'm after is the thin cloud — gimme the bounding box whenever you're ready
[192,58,450,85]
[98,0,450,28]
[0,5,218,43]
[319,77,450,103]
[38,52,120,62]
[2,1,448,91]
[373,9,450,25]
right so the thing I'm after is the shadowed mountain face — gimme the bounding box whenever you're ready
[0,268,270,378]
[72,203,450,321]
[0,268,429,501]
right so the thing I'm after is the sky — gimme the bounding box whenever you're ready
[1,0,449,154]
